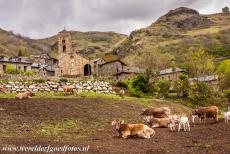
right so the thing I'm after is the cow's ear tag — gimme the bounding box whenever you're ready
[121,120,125,124]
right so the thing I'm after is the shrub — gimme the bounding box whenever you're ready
[32,78,46,83]
[174,74,190,97]
[5,65,20,74]
[25,70,34,76]
[190,82,223,107]
[223,90,230,101]
[156,80,171,98]
[59,78,68,83]
[127,75,149,97]
[115,81,128,89]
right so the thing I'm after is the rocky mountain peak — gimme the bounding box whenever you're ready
[155,7,213,30]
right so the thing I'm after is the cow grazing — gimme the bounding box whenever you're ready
[141,107,171,118]
[224,111,230,123]
[63,85,74,95]
[111,119,155,139]
[178,116,190,132]
[192,106,219,123]
[147,117,170,128]
[15,91,35,99]
[112,86,125,98]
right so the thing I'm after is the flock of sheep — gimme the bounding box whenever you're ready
[112,106,230,139]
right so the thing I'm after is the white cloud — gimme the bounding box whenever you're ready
[0,0,228,39]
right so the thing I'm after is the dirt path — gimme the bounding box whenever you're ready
[0,98,229,154]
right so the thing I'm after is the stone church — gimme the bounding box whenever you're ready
[55,30,93,78]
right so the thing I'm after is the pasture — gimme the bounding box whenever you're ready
[0,94,230,154]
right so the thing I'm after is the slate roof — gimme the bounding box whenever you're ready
[113,67,144,75]
[189,75,219,82]
[158,67,185,75]
[0,57,32,64]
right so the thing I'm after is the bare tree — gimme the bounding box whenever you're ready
[134,46,173,82]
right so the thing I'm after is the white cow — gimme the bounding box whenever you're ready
[224,111,230,123]
[168,114,179,131]
[178,116,190,132]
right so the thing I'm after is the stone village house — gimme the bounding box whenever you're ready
[157,67,186,81]
[0,57,32,73]
[112,67,144,81]
[189,75,219,91]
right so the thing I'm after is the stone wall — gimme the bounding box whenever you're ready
[0,80,113,94]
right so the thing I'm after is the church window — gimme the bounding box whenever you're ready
[63,45,66,52]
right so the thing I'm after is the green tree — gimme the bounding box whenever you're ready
[174,74,190,97]
[185,49,215,77]
[18,47,30,57]
[156,80,171,98]
[127,75,149,97]
[217,59,230,89]
[134,46,173,82]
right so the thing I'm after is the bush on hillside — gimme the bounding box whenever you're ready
[115,81,128,89]
[156,80,171,98]
[25,70,34,76]
[127,75,149,98]
[32,78,46,83]
[223,90,230,101]
[174,73,190,97]
[190,82,223,107]
[59,78,68,83]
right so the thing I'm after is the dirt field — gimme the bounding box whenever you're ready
[0,97,230,154]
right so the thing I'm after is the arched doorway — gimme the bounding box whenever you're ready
[84,64,91,76]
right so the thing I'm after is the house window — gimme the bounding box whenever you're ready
[24,66,27,72]
[3,65,6,72]
[18,66,21,70]
[62,39,65,44]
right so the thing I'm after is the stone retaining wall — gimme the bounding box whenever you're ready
[0,81,113,93]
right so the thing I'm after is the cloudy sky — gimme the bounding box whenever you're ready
[0,0,229,39]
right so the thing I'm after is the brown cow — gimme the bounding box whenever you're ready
[112,86,125,98]
[143,116,170,128]
[141,107,171,118]
[0,85,6,93]
[15,91,35,99]
[111,119,155,139]
[192,106,219,123]
[63,85,74,95]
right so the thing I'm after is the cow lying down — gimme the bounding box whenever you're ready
[143,116,170,128]
[141,107,171,118]
[111,119,155,139]
[16,91,35,99]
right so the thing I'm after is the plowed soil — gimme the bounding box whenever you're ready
[0,98,229,154]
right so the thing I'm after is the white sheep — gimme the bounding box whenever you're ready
[178,116,190,132]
